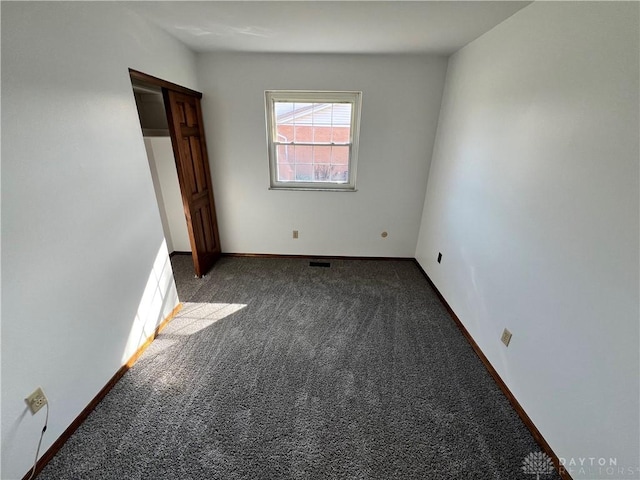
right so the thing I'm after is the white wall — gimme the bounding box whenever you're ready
[144,137,192,253]
[1,3,197,478]
[416,2,639,477]
[197,53,447,257]
[144,138,174,252]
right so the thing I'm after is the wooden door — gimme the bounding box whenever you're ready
[164,89,221,277]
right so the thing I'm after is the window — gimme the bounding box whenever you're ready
[265,91,362,191]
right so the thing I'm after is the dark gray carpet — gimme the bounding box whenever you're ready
[39,256,558,479]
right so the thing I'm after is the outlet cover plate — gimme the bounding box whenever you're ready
[26,387,47,414]
[501,328,512,347]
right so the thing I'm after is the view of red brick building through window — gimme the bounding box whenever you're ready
[274,102,352,183]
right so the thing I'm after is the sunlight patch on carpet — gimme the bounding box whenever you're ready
[171,302,247,335]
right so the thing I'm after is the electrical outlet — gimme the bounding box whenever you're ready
[501,328,513,347]
[292,230,299,239]
[25,387,48,415]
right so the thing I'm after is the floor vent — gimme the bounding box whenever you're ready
[309,261,331,268]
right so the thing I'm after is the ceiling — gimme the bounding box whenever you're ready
[127,1,532,55]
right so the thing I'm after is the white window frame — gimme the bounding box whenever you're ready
[265,90,362,191]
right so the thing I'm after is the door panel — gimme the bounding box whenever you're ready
[164,89,221,277]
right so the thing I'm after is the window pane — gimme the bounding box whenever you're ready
[276,144,290,164]
[294,145,313,164]
[275,102,353,145]
[276,124,293,142]
[331,125,351,144]
[331,165,349,182]
[276,145,351,183]
[314,164,332,181]
[332,103,352,124]
[276,102,312,123]
[277,161,294,181]
[331,146,349,165]
[274,102,295,118]
[295,164,313,181]
[277,144,293,181]
[313,145,332,164]
[292,103,314,124]
[312,126,332,143]
[294,125,313,143]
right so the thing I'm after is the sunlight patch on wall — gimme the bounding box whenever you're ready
[121,240,179,363]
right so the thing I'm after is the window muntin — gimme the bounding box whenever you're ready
[266,91,361,191]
